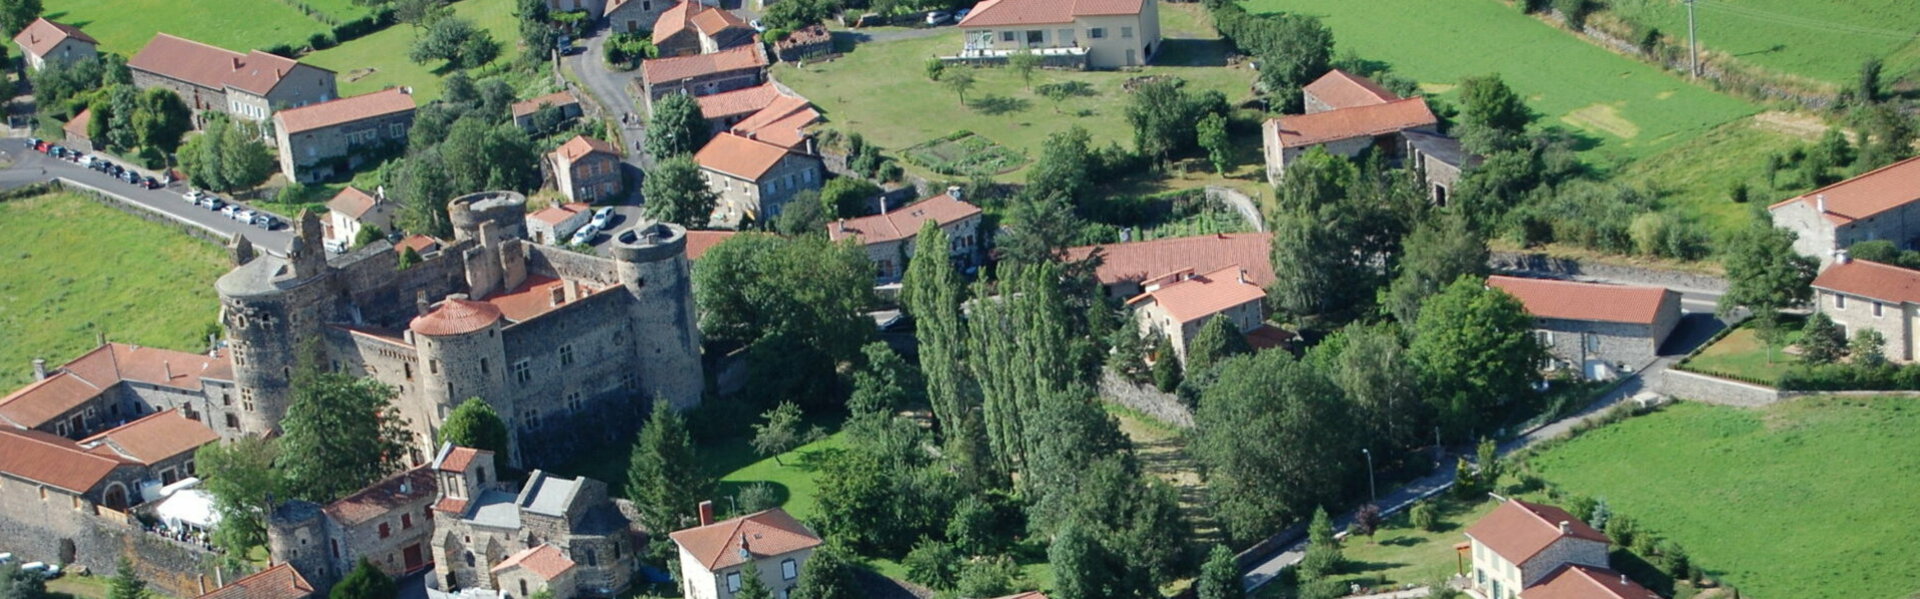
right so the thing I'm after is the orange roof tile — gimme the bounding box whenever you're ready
[1,343,230,429]
[651,1,694,45]
[669,508,823,571]
[396,234,441,255]
[80,409,220,465]
[492,544,577,580]
[1487,276,1676,326]
[1522,565,1662,599]
[1464,500,1610,565]
[1269,98,1437,148]
[479,274,609,322]
[686,230,739,260]
[326,186,381,219]
[990,593,1049,599]
[730,96,820,151]
[0,428,132,494]
[409,298,505,336]
[530,202,592,226]
[436,445,487,472]
[274,87,414,134]
[1126,265,1266,324]
[322,467,437,526]
[642,42,766,85]
[1062,233,1275,290]
[697,83,786,120]
[1303,69,1400,110]
[512,90,580,119]
[695,131,794,181]
[826,194,982,245]
[128,33,322,96]
[435,497,470,514]
[1768,155,1920,225]
[1813,259,1920,304]
[552,135,622,165]
[958,0,1147,27]
[63,108,91,139]
[14,18,97,58]
[689,4,751,37]
[195,563,316,599]
[0,373,106,429]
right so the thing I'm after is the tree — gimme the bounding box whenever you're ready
[1386,212,1487,324]
[819,177,882,219]
[516,0,558,63]
[0,562,49,599]
[0,0,39,37]
[924,57,946,81]
[180,115,273,192]
[1150,336,1182,392]
[1049,519,1119,599]
[849,341,923,418]
[133,88,193,154]
[752,401,804,464]
[1858,57,1884,103]
[395,0,449,29]
[1125,79,1223,163]
[330,560,396,599]
[1852,329,1888,368]
[439,397,510,463]
[642,156,718,227]
[943,69,976,105]
[644,93,711,159]
[1717,223,1816,362]
[775,190,827,235]
[1266,149,1401,322]
[1296,506,1346,599]
[107,558,148,599]
[1410,501,1438,532]
[196,436,283,559]
[280,370,411,503]
[1197,112,1232,175]
[410,17,499,69]
[438,116,538,193]
[1798,313,1846,364]
[954,556,1022,599]
[1008,49,1041,90]
[790,543,862,599]
[736,482,779,513]
[392,148,455,238]
[1251,14,1332,110]
[1186,315,1251,374]
[627,401,713,534]
[695,234,875,403]
[903,539,962,589]
[901,221,991,485]
[1324,323,1424,450]
[1197,544,1244,599]
[1352,503,1383,541]
[1027,126,1096,206]
[735,560,774,599]
[1194,351,1357,543]
[1456,74,1533,153]
[1409,276,1544,440]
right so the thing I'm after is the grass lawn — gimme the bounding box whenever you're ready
[1254,496,1499,598]
[0,193,227,389]
[304,0,525,101]
[1598,0,1920,86]
[44,0,348,56]
[1527,399,1920,599]
[1677,318,1804,385]
[1245,0,1758,167]
[1613,112,1819,238]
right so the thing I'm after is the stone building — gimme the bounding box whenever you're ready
[670,505,822,599]
[428,445,642,598]
[269,467,440,586]
[1810,256,1920,362]
[273,87,416,183]
[1487,276,1682,381]
[325,186,397,250]
[1262,70,1439,185]
[774,25,832,63]
[1063,232,1274,299]
[13,18,97,72]
[77,408,220,487]
[1768,155,1920,268]
[512,91,583,132]
[1403,130,1479,206]
[1127,266,1266,365]
[825,191,983,284]
[62,108,96,152]
[696,84,787,132]
[954,0,1161,69]
[529,202,594,246]
[2,342,235,441]
[128,33,337,127]
[605,0,672,35]
[695,132,821,228]
[640,43,768,113]
[1461,499,1659,599]
[549,135,625,202]
[213,191,705,468]
[652,1,757,58]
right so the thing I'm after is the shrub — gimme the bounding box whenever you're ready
[1410,501,1438,532]
[1555,0,1590,29]
[307,32,337,51]
[902,539,961,590]
[1729,181,1750,203]
[925,58,947,82]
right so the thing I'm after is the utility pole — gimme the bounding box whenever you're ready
[1686,0,1700,79]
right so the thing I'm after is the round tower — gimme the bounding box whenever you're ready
[447,191,529,243]
[215,248,334,435]
[266,501,335,585]
[409,296,509,455]
[610,223,706,410]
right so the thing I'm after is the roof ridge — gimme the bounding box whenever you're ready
[1767,154,1920,211]
[78,407,179,444]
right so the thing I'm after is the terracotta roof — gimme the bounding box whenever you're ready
[80,409,220,465]
[274,87,413,134]
[409,298,505,336]
[695,131,794,181]
[326,186,381,219]
[1464,500,1610,565]
[686,230,739,260]
[0,373,105,429]
[435,444,488,472]
[642,42,767,85]
[1768,155,1920,225]
[480,274,609,322]
[690,4,752,37]
[1063,233,1275,291]
[1268,98,1437,148]
[322,467,437,526]
[512,90,580,119]
[530,202,592,226]
[63,108,91,139]
[492,544,577,580]
[1487,276,1676,326]
[1303,69,1400,110]
[605,0,644,17]
[195,563,315,599]
[827,194,982,245]
[0,343,231,429]
[434,497,470,514]
[990,593,1049,599]
[669,508,824,571]
[552,135,622,165]
[0,428,132,494]
[396,234,441,255]
[958,0,1147,27]
[730,95,820,151]
[128,33,322,96]
[697,83,786,120]
[1522,565,1662,599]
[652,1,693,44]
[1126,265,1266,324]
[13,18,97,58]
[1246,324,1297,351]
[1812,259,1920,304]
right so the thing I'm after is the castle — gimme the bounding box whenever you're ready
[215,191,706,467]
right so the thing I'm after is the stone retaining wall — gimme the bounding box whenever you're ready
[1205,186,1264,232]
[1098,370,1193,429]
[1659,369,1781,407]
[1490,251,1728,294]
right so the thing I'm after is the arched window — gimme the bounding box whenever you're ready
[518,580,528,597]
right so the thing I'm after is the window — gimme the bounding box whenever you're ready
[465,551,475,567]
[560,344,576,366]
[1836,294,1847,309]
[431,360,440,374]
[1000,31,1016,42]
[1088,27,1106,39]
[519,581,528,597]
[1875,302,1885,317]
[1583,332,1600,353]
[332,539,340,558]
[781,559,798,580]
[513,359,532,384]
[585,549,598,567]
[1026,30,1044,44]
[225,414,241,430]
[402,514,413,529]
[727,572,742,592]
[567,392,583,413]
[378,523,391,538]
[1122,26,1134,38]
[479,358,489,375]
[389,122,407,138]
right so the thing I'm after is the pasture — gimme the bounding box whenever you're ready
[305,0,525,101]
[45,0,347,55]
[1601,0,1920,86]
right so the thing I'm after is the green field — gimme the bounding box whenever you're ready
[1614,113,1810,237]
[1678,317,1804,384]
[305,0,524,101]
[0,194,227,389]
[45,0,362,56]
[1246,0,1758,166]
[1528,399,1920,599]
[1601,0,1920,86]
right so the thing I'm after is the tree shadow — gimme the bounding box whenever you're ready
[971,94,1029,115]
[1378,535,1430,548]
[713,480,793,514]
[1154,38,1229,67]
[1733,43,1786,58]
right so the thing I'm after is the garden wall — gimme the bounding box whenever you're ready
[1658,369,1781,407]
[1097,370,1193,429]
[1490,251,1727,294]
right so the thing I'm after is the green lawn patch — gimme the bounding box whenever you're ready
[0,193,227,389]
[1254,496,1499,598]
[901,131,1029,177]
[1244,0,1758,166]
[304,0,524,101]
[1614,113,1813,239]
[1677,317,1804,385]
[45,0,342,56]
[1599,0,1920,86]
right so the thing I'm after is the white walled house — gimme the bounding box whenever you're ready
[1462,500,1638,599]
[1769,155,1920,268]
[670,505,822,599]
[825,191,984,284]
[13,18,97,71]
[325,186,395,249]
[955,0,1161,68]
[1127,265,1265,365]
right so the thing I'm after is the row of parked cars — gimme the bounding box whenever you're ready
[185,189,281,230]
[29,138,162,188]
[0,553,62,579]
[569,207,618,246]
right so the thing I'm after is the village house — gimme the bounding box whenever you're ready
[696,132,822,227]
[954,0,1161,69]
[77,408,219,487]
[193,563,317,599]
[696,84,789,132]
[605,0,672,35]
[512,91,583,132]
[128,33,337,127]
[1810,256,1920,362]
[1,342,235,441]
[1263,70,1439,185]
[1461,499,1661,599]
[1769,155,1920,268]
[641,42,769,112]
[670,504,823,599]
[13,18,97,71]
[826,191,984,284]
[652,1,757,57]
[274,87,416,183]
[528,202,594,246]
[269,467,440,585]
[774,25,833,62]
[325,186,397,251]
[1487,276,1682,381]
[0,427,164,512]
[1404,130,1479,206]
[1063,232,1275,299]
[725,95,821,153]
[1127,266,1267,364]
[427,445,643,598]
[685,231,738,261]
[63,108,95,152]
[549,135,626,202]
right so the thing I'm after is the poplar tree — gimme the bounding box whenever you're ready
[627,401,712,534]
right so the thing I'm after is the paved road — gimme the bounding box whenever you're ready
[565,26,652,171]
[2,139,294,253]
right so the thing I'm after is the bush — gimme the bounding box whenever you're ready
[1409,501,1438,532]
[902,539,961,590]
[1555,0,1590,29]
[925,58,946,81]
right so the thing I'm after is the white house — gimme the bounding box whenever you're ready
[1127,265,1265,365]
[325,186,395,250]
[12,18,97,71]
[955,0,1161,68]
[1461,500,1661,599]
[670,504,822,599]
[527,202,594,246]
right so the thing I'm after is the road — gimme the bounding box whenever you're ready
[1,139,294,253]
[564,26,652,171]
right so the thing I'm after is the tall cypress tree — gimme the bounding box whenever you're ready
[627,401,713,534]
[901,221,994,487]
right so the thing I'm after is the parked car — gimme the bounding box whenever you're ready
[124,170,143,184]
[570,223,601,246]
[252,214,280,229]
[591,207,614,229]
[236,209,257,223]
[556,35,572,55]
[26,138,40,149]
[220,204,242,219]
[200,197,226,210]
[925,10,952,25]
[0,552,13,564]
[955,8,970,21]
[142,176,161,189]
[49,146,67,158]
[20,562,59,579]
[33,140,49,152]
[184,189,207,203]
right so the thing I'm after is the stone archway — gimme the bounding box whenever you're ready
[102,482,130,511]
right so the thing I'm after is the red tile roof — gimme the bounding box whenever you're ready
[480,274,609,322]
[1303,69,1400,110]
[1063,233,1275,291]
[80,409,220,465]
[686,230,739,260]
[396,234,441,255]
[730,96,820,151]
[195,563,315,599]
[436,445,486,472]
[0,343,231,429]
[1464,500,1610,565]
[670,508,823,571]
[274,87,413,134]
[322,467,437,526]
[1768,155,1920,225]
[827,194,982,245]
[1812,259,1920,304]
[958,0,1148,27]
[63,108,91,139]
[1126,265,1266,324]
[14,18,97,58]
[512,90,580,119]
[128,33,321,96]
[0,373,105,429]
[990,594,1049,599]
[1487,276,1676,326]
[434,497,470,514]
[1268,98,1437,148]
[409,298,505,336]
[492,544,577,580]
[326,186,381,220]
[0,428,133,494]
[695,131,795,181]
[530,202,592,226]
[697,83,786,120]
[642,42,767,85]
[552,135,622,165]
[1522,565,1662,599]
[690,4,752,37]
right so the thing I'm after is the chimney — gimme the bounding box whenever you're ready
[836,219,846,233]
[1817,194,1828,213]
[32,358,47,381]
[163,361,174,381]
[1558,520,1572,534]
[698,500,715,526]
[740,533,750,552]
[1836,249,1852,265]
[880,196,888,214]
[416,290,432,316]
[1620,574,1629,586]
[1237,269,1247,285]
[550,284,567,307]
[947,185,964,201]
[231,56,240,70]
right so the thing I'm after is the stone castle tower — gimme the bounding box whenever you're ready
[609,222,704,409]
[215,210,334,433]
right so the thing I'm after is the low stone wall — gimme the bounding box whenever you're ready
[0,505,228,598]
[1489,251,1728,294]
[1659,369,1781,407]
[1098,370,1193,429]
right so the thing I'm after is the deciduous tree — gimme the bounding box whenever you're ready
[410,17,499,69]
[1409,277,1543,440]
[1457,74,1533,152]
[1718,222,1816,360]
[1324,323,1424,449]
[133,88,193,154]
[642,156,719,228]
[1186,315,1250,375]
[1798,313,1846,364]
[0,0,39,37]
[330,560,395,599]
[790,543,862,599]
[644,93,711,159]
[819,177,881,219]
[1386,212,1487,325]
[943,69,975,105]
[1197,544,1243,599]
[751,401,804,464]
[439,397,510,463]
[694,234,874,403]
[1197,112,1232,175]
[1008,49,1041,90]
[1194,351,1357,543]
[280,369,411,503]
[196,437,283,559]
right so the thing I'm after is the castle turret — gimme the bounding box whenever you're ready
[408,295,509,456]
[610,223,705,410]
[216,219,341,436]
[266,500,337,588]
[447,191,528,243]
[289,210,327,278]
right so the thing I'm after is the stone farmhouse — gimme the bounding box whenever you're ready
[193,563,317,599]
[428,445,642,598]
[529,202,595,245]
[1063,232,1275,299]
[273,87,417,183]
[653,1,757,57]
[671,505,823,599]
[269,467,440,585]
[1488,276,1681,381]
[2,342,234,441]
[1127,266,1267,365]
[549,135,626,202]
[129,33,337,127]
[954,0,1161,69]
[696,84,790,132]
[774,24,833,62]
[641,42,769,112]
[1262,70,1439,185]
[694,84,823,156]
[1404,129,1480,206]
[605,0,673,35]
[13,18,97,72]
[1461,499,1661,599]
[1810,256,1920,362]
[512,91,583,132]
[214,192,705,468]
[826,191,984,284]
[696,131,822,227]
[78,408,220,488]
[1768,155,1920,268]
[325,186,397,251]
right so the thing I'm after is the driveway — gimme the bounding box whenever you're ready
[564,26,652,171]
[0,139,294,253]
